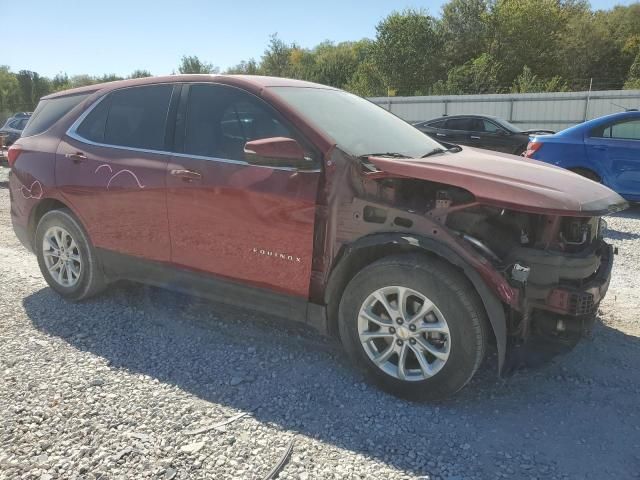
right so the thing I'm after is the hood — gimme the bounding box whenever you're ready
[368,146,627,216]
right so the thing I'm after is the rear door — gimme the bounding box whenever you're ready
[442,117,472,145]
[166,83,321,297]
[586,118,640,197]
[57,84,177,262]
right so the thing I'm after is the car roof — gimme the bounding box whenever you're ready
[555,110,640,137]
[427,114,500,122]
[42,75,336,100]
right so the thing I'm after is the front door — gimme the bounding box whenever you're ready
[166,83,321,297]
[463,118,511,153]
[56,84,176,262]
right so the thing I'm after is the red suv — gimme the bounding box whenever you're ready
[8,76,626,399]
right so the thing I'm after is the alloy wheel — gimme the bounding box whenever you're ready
[42,226,82,288]
[357,285,451,381]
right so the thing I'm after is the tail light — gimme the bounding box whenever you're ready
[523,141,542,158]
[7,144,23,168]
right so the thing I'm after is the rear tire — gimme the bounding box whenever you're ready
[35,209,106,301]
[338,254,487,401]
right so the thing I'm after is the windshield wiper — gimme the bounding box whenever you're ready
[359,152,412,159]
[421,145,462,158]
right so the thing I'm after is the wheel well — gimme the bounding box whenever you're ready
[570,167,601,183]
[325,242,494,347]
[28,198,70,248]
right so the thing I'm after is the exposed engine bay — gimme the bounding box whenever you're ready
[348,174,615,368]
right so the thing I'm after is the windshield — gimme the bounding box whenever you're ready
[269,87,443,158]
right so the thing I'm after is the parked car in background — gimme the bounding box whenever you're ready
[0,112,32,146]
[7,76,626,399]
[524,111,640,202]
[414,114,554,156]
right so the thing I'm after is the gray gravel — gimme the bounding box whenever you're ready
[1,162,639,479]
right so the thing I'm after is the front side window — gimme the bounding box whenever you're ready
[76,85,173,150]
[482,120,502,133]
[183,84,296,161]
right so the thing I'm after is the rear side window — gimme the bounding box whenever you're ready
[592,119,640,141]
[445,118,471,130]
[22,93,90,137]
[427,120,447,128]
[76,85,173,150]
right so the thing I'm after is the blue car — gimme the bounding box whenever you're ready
[525,111,640,202]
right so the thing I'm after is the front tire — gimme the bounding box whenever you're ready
[338,254,487,401]
[35,209,106,301]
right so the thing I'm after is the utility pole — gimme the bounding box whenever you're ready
[584,77,593,122]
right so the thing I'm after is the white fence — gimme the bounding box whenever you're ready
[369,90,640,132]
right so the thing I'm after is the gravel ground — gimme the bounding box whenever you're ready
[1,163,639,480]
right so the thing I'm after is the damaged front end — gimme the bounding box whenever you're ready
[332,150,628,373]
[446,206,615,370]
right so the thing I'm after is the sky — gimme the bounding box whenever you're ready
[4,0,638,78]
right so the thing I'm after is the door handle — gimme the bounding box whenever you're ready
[65,152,87,163]
[470,136,481,140]
[170,168,202,181]
[436,133,446,137]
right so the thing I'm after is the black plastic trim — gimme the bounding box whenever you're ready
[97,249,327,333]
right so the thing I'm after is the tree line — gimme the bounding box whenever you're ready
[1,0,639,119]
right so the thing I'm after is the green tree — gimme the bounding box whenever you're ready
[260,34,292,77]
[511,66,568,93]
[439,0,490,69]
[306,41,361,88]
[16,70,52,110]
[432,53,501,94]
[226,59,260,75]
[51,73,71,92]
[178,55,218,74]
[624,51,640,89]
[0,66,22,114]
[129,69,152,78]
[372,9,444,95]
[489,0,567,85]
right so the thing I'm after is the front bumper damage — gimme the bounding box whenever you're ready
[503,241,614,371]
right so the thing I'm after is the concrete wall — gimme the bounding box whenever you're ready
[369,90,640,132]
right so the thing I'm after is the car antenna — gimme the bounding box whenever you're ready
[609,101,638,112]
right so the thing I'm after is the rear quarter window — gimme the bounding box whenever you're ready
[22,93,91,137]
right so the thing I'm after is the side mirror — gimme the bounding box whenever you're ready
[244,137,308,168]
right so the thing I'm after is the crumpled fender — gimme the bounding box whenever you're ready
[326,232,508,374]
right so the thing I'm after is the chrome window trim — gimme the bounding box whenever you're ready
[66,86,320,173]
